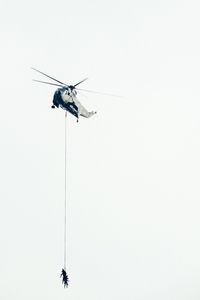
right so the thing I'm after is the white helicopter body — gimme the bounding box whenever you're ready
[32,68,96,121]
[53,86,96,120]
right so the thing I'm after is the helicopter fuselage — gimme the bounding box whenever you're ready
[52,87,96,120]
[32,68,97,120]
[52,87,79,118]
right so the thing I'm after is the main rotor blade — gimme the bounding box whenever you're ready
[33,79,64,87]
[31,67,69,87]
[74,77,88,87]
[76,88,123,98]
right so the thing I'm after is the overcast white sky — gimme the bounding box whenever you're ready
[1,0,200,299]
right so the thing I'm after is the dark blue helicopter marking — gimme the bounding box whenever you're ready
[52,88,79,119]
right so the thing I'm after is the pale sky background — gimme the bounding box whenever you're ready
[1,0,200,299]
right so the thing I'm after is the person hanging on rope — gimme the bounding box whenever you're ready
[60,268,69,288]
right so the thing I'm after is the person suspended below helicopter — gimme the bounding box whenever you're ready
[60,268,69,288]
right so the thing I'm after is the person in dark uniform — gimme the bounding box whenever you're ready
[60,268,69,288]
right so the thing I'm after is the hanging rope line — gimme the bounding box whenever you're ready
[64,111,67,270]
[60,111,69,288]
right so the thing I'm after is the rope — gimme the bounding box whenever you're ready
[64,111,67,271]
[60,111,69,288]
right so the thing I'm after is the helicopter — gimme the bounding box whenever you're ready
[32,68,97,121]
